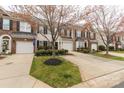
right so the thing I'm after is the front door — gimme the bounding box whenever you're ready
[2,39,9,53]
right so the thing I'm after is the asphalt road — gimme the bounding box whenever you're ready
[113,82,124,88]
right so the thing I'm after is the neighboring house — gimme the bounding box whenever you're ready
[113,31,124,49]
[0,8,37,54]
[37,24,98,51]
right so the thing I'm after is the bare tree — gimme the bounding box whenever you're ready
[10,5,90,56]
[84,5,123,54]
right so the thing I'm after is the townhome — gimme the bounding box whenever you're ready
[0,8,37,54]
[37,24,98,51]
[0,8,98,54]
[113,31,124,49]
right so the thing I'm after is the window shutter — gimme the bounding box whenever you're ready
[16,21,20,31]
[0,18,3,29]
[10,20,13,30]
[89,32,91,39]
[37,40,39,48]
[46,26,48,34]
[31,26,33,33]
[94,33,96,39]
[37,25,39,33]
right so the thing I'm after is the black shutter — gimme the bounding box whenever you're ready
[16,21,20,31]
[37,25,39,33]
[10,20,13,30]
[87,32,89,38]
[31,26,33,33]
[43,26,45,34]
[0,18,3,29]
[70,30,71,37]
[46,26,47,34]
[94,33,96,39]
[37,40,39,49]
[89,32,91,39]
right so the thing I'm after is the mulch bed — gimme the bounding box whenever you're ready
[0,56,5,60]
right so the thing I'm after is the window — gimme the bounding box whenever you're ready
[67,30,71,37]
[43,41,47,47]
[39,41,43,46]
[43,26,47,34]
[85,32,87,38]
[20,21,31,32]
[61,29,64,35]
[77,31,81,37]
[90,32,94,39]
[3,19,10,30]
[39,26,43,34]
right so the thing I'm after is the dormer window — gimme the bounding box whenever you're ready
[20,21,31,32]
[3,19,10,30]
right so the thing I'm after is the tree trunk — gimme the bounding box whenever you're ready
[106,45,109,55]
[51,41,56,57]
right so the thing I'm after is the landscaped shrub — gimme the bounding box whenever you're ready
[38,46,52,50]
[82,48,90,53]
[35,49,68,56]
[98,45,105,51]
[109,46,114,51]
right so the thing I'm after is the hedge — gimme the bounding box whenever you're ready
[35,49,68,56]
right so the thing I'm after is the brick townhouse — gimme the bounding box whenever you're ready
[0,7,98,54]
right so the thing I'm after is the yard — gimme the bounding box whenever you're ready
[112,51,124,53]
[93,52,124,61]
[30,56,82,88]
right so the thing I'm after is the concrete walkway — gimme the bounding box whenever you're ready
[63,52,124,88]
[109,52,124,57]
[0,54,51,88]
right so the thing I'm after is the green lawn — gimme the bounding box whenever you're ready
[112,51,124,53]
[30,56,82,88]
[93,52,124,61]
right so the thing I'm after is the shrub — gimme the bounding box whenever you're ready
[109,46,114,51]
[98,45,105,51]
[35,49,68,56]
[82,48,90,53]
[38,46,52,50]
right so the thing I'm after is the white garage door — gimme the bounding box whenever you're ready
[62,41,73,50]
[91,43,97,50]
[16,41,33,53]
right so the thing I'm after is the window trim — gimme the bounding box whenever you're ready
[3,19,10,30]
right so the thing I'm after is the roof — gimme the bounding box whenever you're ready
[11,32,36,39]
[115,31,124,36]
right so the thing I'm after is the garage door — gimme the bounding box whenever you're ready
[62,41,73,50]
[16,41,33,53]
[91,43,97,51]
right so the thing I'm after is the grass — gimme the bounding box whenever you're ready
[112,51,124,53]
[30,56,82,88]
[93,52,124,61]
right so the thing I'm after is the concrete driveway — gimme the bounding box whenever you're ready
[63,52,124,88]
[0,54,51,88]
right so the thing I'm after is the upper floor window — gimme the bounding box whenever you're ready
[77,31,81,37]
[39,26,43,34]
[85,32,87,38]
[20,21,31,32]
[43,26,47,34]
[67,30,71,37]
[61,29,65,35]
[3,19,10,30]
[90,32,94,39]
